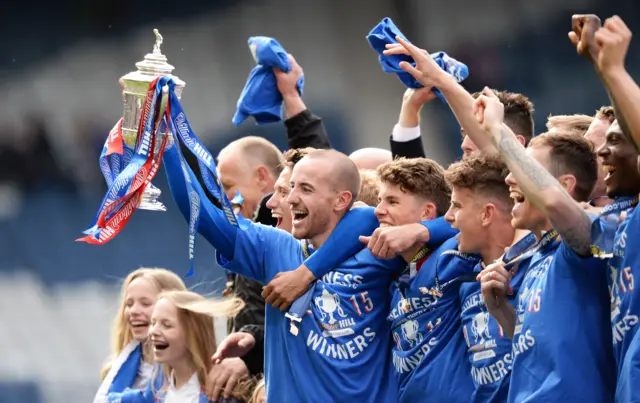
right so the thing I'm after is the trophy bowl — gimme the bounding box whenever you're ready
[121,29,186,211]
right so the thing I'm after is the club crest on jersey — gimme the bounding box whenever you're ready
[513,284,534,335]
[463,311,499,361]
[517,286,529,314]
[393,317,440,352]
[399,320,423,348]
[472,312,491,343]
[314,287,355,337]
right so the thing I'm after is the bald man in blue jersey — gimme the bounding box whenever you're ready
[165,147,406,402]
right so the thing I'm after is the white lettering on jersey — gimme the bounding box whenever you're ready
[462,293,484,314]
[320,272,364,289]
[612,314,639,344]
[471,352,513,385]
[392,337,439,374]
[511,329,536,357]
[306,327,376,360]
[388,296,439,320]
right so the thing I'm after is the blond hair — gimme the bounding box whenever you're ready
[101,268,187,379]
[546,114,594,136]
[151,291,248,399]
[250,378,266,403]
[357,170,380,207]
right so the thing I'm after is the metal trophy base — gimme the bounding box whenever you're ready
[138,183,167,211]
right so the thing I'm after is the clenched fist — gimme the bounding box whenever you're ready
[568,14,602,63]
[472,87,505,134]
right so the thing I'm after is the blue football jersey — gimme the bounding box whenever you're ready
[508,234,615,402]
[164,146,403,403]
[389,237,478,402]
[611,207,640,402]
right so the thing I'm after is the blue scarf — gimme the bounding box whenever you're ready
[106,367,215,403]
[108,344,142,394]
[233,36,304,126]
[366,17,469,101]
[97,341,148,403]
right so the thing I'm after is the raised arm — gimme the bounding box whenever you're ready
[390,128,425,159]
[285,109,331,150]
[594,18,640,149]
[165,144,236,257]
[262,208,457,310]
[296,209,457,279]
[437,78,498,154]
[389,87,434,159]
[260,207,380,310]
[474,89,593,255]
[303,207,378,275]
[598,68,640,148]
[361,216,457,259]
[164,143,291,283]
[275,54,331,150]
[383,38,531,156]
[382,39,496,154]
[570,15,640,150]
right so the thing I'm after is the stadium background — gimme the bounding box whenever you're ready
[1,0,638,401]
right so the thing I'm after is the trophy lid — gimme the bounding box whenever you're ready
[122,29,185,87]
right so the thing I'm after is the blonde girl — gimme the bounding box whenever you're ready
[94,268,186,402]
[108,290,250,402]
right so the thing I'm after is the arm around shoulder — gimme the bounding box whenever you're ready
[419,216,458,247]
[304,207,378,278]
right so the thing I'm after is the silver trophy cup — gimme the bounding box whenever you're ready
[120,29,186,211]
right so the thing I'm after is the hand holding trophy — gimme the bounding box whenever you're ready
[79,30,238,278]
[78,30,186,244]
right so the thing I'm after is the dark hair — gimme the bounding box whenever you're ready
[472,89,535,145]
[281,147,316,169]
[377,157,451,216]
[595,106,615,124]
[445,152,513,214]
[528,131,598,202]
